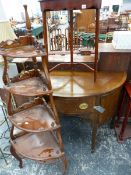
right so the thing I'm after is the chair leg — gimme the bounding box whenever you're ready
[115,90,126,127]
[10,145,23,168]
[119,100,131,141]
[62,155,67,175]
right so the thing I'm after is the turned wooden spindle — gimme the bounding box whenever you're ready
[94,9,100,82]
[23,5,32,37]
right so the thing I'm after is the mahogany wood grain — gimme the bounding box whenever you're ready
[0,5,67,170]
[94,9,99,82]
[125,83,131,98]
[50,71,126,97]
[42,56,60,124]
[5,76,52,97]
[98,43,131,81]
[0,45,46,58]
[8,102,60,133]
[50,71,126,127]
[10,132,64,161]
[0,36,34,49]
[40,1,101,82]
[2,56,9,85]
[69,10,74,65]
[40,0,102,11]
[50,71,126,151]
[42,11,48,56]
[23,5,32,37]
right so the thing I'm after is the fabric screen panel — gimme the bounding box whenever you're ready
[0,21,17,42]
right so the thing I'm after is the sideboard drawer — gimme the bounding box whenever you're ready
[54,96,96,115]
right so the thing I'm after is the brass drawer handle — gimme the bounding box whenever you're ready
[79,103,88,110]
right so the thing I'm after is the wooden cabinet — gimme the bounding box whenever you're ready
[99,88,121,125]
[98,43,131,80]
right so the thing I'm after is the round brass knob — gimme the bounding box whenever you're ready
[79,103,88,110]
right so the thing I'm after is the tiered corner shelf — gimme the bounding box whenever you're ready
[0,35,67,172]
[8,98,60,132]
[0,4,67,172]
[5,69,51,96]
[0,45,46,58]
[11,132,64,161]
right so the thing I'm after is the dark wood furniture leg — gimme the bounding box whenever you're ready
[91,122,98,152]
[89,112,99,152]
[115,83,131,142]
[10,126,23,168]
[119,100,131,140]
[10,145,23,168]
[62,155,68,175]
[115,89,126,127]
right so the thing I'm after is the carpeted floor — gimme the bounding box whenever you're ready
[0,112,131,175]
[0,64,131,175]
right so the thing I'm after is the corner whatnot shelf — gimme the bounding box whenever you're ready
[0,5,67,173]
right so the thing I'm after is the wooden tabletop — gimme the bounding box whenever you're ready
[50,71,127,97]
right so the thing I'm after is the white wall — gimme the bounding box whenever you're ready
[102,0,123,14]
[1,0,41,21]
[1,0,129,22]
[102,0,123,7]
[0,0,7,21]
[121,0,131,12]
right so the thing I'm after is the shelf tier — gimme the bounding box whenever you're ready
[10,132,64,161]
[8,104,59,132]
[5,76,52,96]
[0,45,46,58]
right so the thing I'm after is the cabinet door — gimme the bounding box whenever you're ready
[98,53,130,72]
[98,88,121,125]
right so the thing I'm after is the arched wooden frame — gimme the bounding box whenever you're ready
[42,8,100,82]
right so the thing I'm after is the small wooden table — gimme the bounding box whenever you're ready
[50,71,127,151]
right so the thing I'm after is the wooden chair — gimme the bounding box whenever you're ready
[49,29,65,51]
[115,82,131,141]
